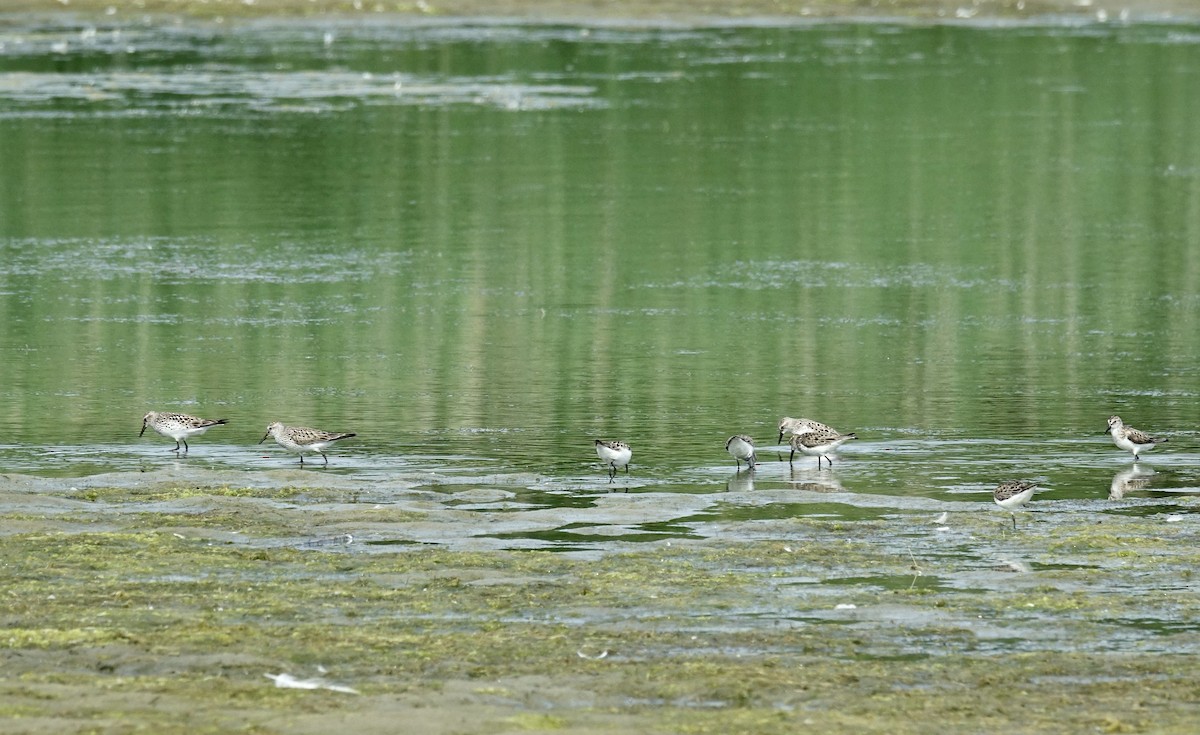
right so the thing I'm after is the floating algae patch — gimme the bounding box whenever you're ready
[3,627,131,649]
[1,484,431,547]
[71,484,360,504]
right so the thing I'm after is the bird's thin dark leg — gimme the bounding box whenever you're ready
[182,439,189,454]
[321,452,329,466]
[299,454,305,466]
[788,449,795,465]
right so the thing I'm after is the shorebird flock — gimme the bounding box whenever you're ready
[142,409,1170,523]
[596,413,1171,527]
[140,411,356,466]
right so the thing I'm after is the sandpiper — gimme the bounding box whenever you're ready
[725,434,757,469]
[1105,415,1168,461]
[260,422,356,466]
[594,440,632,480]
[788,427,856,468]
[140,411,228,453]
[777,416,835,444]
[993,480,1038,529]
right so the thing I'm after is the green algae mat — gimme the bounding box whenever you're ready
[3,482,1199,734]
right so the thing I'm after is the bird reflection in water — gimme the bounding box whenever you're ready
[1109,464,1154,501]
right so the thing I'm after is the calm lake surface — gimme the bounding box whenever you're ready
[1,16,1198,539]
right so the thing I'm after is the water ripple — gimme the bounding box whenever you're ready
[0,69,604,115]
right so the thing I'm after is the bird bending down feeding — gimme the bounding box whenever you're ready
[777,416,835,444]
[140,411,228,454]
[725,435,757,470]
[594,440,632,480]
[788,427,856,468]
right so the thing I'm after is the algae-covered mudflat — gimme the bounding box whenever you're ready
[3,474,1200,733]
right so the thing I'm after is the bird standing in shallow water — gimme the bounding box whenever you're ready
[140,411,228,454]
[993,480,1038,529]
[788,427,856,468]
[725,435,757,470]
[260,422,356,466]
[594,440,631,481]
[1105,415,1167,461]
[777,416,835,444]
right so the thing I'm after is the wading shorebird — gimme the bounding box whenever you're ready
[1105,415,1168,462]
[993,480,1038,530]
[140,411,228,454]
[725,434,757,470]
[788,426,856,468]
[260,422,356,466]
[777,416,836,444]
[594,439,632,481]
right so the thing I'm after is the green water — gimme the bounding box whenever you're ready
[0,18,1198,506]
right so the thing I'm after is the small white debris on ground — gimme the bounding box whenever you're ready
[264,673,359,694]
